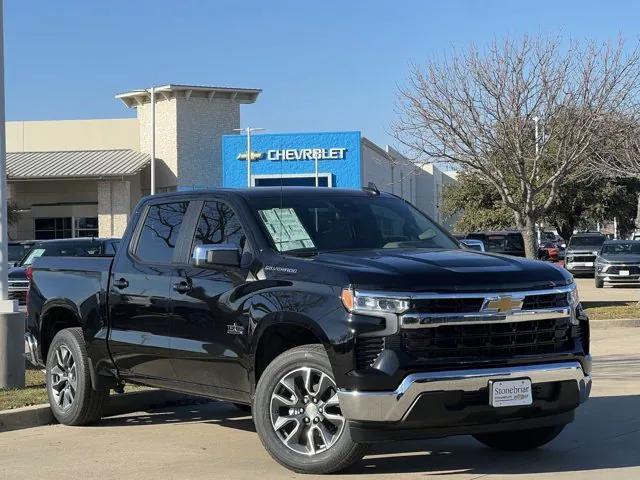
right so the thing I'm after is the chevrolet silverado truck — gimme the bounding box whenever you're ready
[25,188,592,474]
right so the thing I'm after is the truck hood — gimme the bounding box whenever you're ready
[310,248,572,293]
[8,266,27,281]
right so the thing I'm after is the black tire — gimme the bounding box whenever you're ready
[473,424,566,451]
[595,277,604,288]
[253,344,368,474]
[232,402,252,413]
[45,328,109,426]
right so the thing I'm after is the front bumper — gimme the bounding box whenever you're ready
[338,360,591,425]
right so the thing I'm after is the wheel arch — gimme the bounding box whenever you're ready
[251,312,332,391]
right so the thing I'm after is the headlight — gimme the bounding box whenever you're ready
[595,257,609,265]
[341,288,410,314]
[568,285,580,307]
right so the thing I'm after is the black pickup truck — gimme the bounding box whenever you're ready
[26,188,591,474]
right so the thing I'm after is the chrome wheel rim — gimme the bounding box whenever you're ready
[270,367,345,456]
[49,345,77,411]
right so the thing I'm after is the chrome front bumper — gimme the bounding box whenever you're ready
[338,360,592,423]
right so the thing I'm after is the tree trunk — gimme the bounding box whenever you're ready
[521,217,538,259]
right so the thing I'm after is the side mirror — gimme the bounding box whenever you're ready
[192,244,240,268]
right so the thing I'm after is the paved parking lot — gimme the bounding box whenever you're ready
[575,277,639,303]
[0,328,638,480]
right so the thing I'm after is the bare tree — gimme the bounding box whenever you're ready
[394,37,640,257]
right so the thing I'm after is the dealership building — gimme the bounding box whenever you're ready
[6,83,455,240]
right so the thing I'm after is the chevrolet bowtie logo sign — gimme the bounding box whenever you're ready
[482,295,524,313]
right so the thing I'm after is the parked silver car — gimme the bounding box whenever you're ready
[594,240,640,288]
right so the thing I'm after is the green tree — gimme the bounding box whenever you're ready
[444,170,640,240]
[441,171,513,233]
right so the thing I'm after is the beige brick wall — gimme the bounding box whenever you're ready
[98,180,131,238]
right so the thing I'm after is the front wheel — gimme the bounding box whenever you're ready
[473,424,566,451]
[595,277,604,288]
[253,344,367,474]
[45,328,109,426]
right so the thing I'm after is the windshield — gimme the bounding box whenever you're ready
[569,236,606,249]
[467,233,524,253]
[248,195,458,254]
[8,244,31,263]
[21,241,104,266]
[601,242,640,255]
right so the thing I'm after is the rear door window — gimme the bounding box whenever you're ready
[136,202,189,263]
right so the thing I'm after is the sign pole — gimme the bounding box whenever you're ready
[0,0,25,388]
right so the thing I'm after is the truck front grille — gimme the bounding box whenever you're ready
[355,337,384,370]
[401,317,573,359]
[571,255,595,262]
[410,292,569,314]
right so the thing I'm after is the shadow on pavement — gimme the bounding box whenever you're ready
[93,394,640,476]
[97,400,257,433]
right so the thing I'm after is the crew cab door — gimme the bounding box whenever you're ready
[108,199,190,383]
[169,199,253,396]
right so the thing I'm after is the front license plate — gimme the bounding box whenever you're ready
[489,379,533,408]
[619,270,630,276]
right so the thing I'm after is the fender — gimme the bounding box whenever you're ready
[249,310,336,389]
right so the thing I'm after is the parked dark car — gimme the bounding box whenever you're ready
[565,232,607,276]
[8,240,36,267]
[595,240,640,288]
[465,231,526,257]
[8,237,120,307]
[26,188,590,474]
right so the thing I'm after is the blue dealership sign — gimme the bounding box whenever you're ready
[222,131,361,188]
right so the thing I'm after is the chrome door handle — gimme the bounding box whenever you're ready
[113,278,129,289]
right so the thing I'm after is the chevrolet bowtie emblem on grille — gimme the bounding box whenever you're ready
[482,295,524,313]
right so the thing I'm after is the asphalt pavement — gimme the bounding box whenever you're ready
[0,328,638,480]
[575,277,639,303]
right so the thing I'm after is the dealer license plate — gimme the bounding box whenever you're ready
[489,379,533,408]
[619,270,630,276]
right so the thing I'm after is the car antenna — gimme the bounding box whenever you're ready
[362,182,380,195]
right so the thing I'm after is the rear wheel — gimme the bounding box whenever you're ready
[46,328,109,426]
[253,344,367,474]
[473,425,565,451]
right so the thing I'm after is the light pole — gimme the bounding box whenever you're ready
[0,0,25,388]
[234,127,264,187]
[149,86,156,195]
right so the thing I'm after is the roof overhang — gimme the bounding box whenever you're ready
[116,84,261,108]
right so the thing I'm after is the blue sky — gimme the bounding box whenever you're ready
[5,0,640,147]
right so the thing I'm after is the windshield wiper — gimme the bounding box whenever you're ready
[283,247,319,257]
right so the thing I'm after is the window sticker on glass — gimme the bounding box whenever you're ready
[259,208,316,251]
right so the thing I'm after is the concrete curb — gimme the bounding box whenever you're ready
[0,389,206,433]
[589,318,640,329]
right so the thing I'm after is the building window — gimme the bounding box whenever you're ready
[34,217,99,240]
[74,217,99,238]
[34,218,72,240]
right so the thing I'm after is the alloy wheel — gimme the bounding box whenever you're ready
[49,345,77,411]
[270,366,345,456]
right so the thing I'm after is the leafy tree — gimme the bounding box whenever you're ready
[441,171,513,232]
[444,170,640,239]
